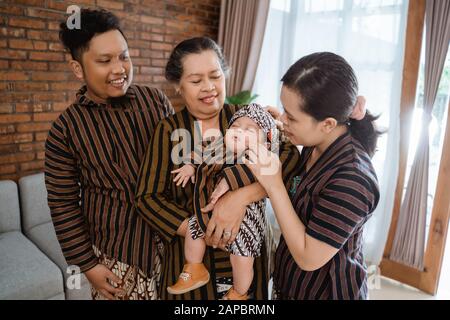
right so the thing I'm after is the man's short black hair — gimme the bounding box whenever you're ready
[59,8,126,62]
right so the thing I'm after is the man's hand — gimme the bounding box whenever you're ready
[84,264,126,300]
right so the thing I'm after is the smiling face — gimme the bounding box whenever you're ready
[70,29,133,104]
[225,116,266,154]
[176,50,226,120]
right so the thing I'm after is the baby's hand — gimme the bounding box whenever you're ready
[201,178,230,213]
[171,164,196,188]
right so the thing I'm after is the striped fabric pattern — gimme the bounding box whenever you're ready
[45,85,174,275]
[274,131,380,300]
[135,104,301,300]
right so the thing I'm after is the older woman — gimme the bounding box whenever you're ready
[135,37,300,300]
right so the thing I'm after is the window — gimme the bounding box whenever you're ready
[254,0,410,263]
[403,41,450,243]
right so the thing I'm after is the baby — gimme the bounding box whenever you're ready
[167,104,279,300]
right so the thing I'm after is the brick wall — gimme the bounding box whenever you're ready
[0,0,220,181]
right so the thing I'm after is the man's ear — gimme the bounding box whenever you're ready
[321,117,338,133]
[69,59,84,81]
[174,84,181,96]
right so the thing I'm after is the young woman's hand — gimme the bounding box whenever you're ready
[264,105,284,131]
[171,164,196,187]
[84,264,126,300]
[244,142,283,193]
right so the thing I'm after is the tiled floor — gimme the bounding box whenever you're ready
[370,236,450,300]
[369,276,450,300]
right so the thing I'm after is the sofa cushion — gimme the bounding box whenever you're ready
[18,173,50,234]
[26,222,68,270]
[26,222,90,284]
[0,231,64,300]
[18,173,91,299]
[0,180,21,233]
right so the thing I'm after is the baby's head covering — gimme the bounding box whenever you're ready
[228,103,280,152]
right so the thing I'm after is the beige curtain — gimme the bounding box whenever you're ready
[390,0,450,270]
[218,0,270,96]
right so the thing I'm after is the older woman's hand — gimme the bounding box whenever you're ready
[202,189,247,248]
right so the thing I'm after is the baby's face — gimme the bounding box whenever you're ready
[225,116,266,154]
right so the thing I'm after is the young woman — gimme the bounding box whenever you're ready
[135,37,300,300]
[245,52,381,300]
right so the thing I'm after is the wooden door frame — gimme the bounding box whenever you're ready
[381,101,450,295]
[380,0,450,295]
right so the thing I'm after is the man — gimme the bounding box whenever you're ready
[45,8,173,300]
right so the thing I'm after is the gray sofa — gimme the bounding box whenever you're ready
[0,173,92,300]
